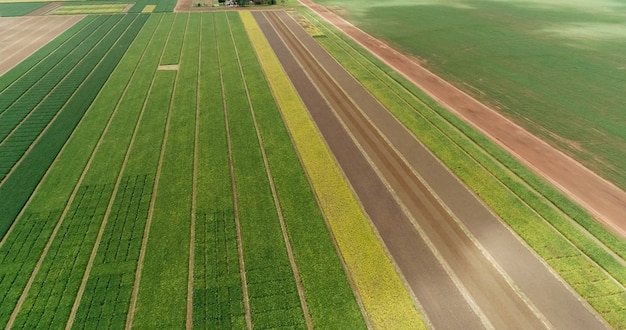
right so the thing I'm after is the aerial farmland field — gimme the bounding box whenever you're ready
[1,1,626,329]
[311,0,626,192]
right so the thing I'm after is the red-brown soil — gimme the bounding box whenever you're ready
[0,15,83,77]
[255,10,608,329]
[299,0,626,238]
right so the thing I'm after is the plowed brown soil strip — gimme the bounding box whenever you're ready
[257,9,609,329]
[300,0,626,237]
[0,15,82,76]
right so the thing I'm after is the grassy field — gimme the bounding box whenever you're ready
[0,11,417,328]
[298,7,626,328]
[313,0,626,192]
[0,2,45,15]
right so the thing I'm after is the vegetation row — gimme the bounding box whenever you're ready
[0,14,148,240]
[0,11,374,329]
[299,8,626,327]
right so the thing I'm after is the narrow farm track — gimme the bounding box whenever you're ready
[257,10,608,329]
[300,0,626,237]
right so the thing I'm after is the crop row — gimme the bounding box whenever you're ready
[0,14,148,240]
[127,0,176,14]
[51,4,129,15]
[11,183,114,329]
[131,12,193,329]
[194,12,246,329]
[0,17,94,93]
[0,13,153,328]
[242,11,425,329]
[223,12,308,329]
[0,16,108,113]
[0,14,137,181]
[301,9,626,328]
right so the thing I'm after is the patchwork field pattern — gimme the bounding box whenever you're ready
[0,11,392,329]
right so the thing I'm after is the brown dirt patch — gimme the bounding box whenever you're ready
[0,15,83,77]
[300,0,626,238]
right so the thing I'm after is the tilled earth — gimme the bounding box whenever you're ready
[253,9,609,329]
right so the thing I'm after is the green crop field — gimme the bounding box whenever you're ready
[313,0,626,192]
[0,2,45,15]
[297,6,626,328]
[2,1,625,328]
[0,11,422,328]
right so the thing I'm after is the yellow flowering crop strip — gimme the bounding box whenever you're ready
[240,11,425,330]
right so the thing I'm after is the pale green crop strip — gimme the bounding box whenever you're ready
[302,9,626,327]
[193,12,246,328]
[236,12,365,329]
[133,12,195,329]
[240,11,425,330]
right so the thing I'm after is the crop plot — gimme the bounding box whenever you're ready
[0,11,383,329]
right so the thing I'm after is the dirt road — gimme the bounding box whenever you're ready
[298,0,626,238]
[254,10,608,329]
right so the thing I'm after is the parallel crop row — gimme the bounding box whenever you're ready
[132,12,194,329]
[11,183,113,329]
[243,11,424,329]
[194,12,246,329]
[220,12,306,329]
[237,12,370,328]
[0,13,154,329]
[0,14,133,180]
[0,16,107,114]
[0,14,148,240]
[302,9,626,328]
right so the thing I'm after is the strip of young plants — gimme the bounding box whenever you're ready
[301,9,626,327]
[193,12,246,329]
[69,14,175,329]
[0,14,148,240]
[239,11,372,329]
[132,12,194,329]
[244,11,426,329]
[0,14,136,180]
[7,14,157,329]
[0,15,108,116]
[218,12,307,329]
[0,13,156,328]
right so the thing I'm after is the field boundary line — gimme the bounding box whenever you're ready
[0,15,104,118]
[220,13,252,330]
[2,16,139,329]
[125,13,176,329]
[233,11,312,329]
[254,11,426,329]
[304,9,626,318]
[187,12,201,330]
[0,16,121,249]
[309,10,626,269]
[0,15,121,188]
[65,14,158,330]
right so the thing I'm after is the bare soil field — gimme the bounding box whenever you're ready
[299,0,626,238]
[255,9,608,329]
[0,15,82,76]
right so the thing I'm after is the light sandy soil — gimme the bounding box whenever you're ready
[255,10,609,329]
[0,15,82,77]
[299,0,626,238]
